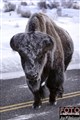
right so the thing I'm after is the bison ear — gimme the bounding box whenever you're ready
[10,36,17,51]
[42,35,55,53]
[10,33,24,51]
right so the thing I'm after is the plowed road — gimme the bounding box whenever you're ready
[0,69,80,120]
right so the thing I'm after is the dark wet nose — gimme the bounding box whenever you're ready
[26,72,38,80]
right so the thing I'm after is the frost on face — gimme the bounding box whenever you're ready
[10,31,54,92]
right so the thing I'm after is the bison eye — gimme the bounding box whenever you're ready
[37,54,43,59]
[37,55,44,64]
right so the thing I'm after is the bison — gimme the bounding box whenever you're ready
[10,13,74,108]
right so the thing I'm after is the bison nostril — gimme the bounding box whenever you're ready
[26,73,38,80]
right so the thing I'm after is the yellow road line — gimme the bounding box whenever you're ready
[0,101,33,109]
[0,91,80,110]
[62,91,80,96]
[43,91,80,101]
[0,92,80,113]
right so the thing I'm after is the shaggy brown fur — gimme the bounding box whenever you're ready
[25,13,74,107]
[25,12,73,71]
[26,13,64,66]
[10,13,74,108]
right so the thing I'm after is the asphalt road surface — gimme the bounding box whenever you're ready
[0,69,80,120]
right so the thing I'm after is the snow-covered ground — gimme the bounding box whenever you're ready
[0,2,80,79]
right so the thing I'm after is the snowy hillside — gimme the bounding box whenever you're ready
[0,2,80,79]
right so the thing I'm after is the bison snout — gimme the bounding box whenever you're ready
[26,72,38,80]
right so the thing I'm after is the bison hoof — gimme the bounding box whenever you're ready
[49,101,57,106]
[32,102,42,109]
[54,101,57,105]
[49,97,57,106]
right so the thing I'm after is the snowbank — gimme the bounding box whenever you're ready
[0,6,80,79]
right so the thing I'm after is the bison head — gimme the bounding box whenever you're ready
[10,31,54,92]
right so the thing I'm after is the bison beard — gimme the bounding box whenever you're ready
[10,13,74,108]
